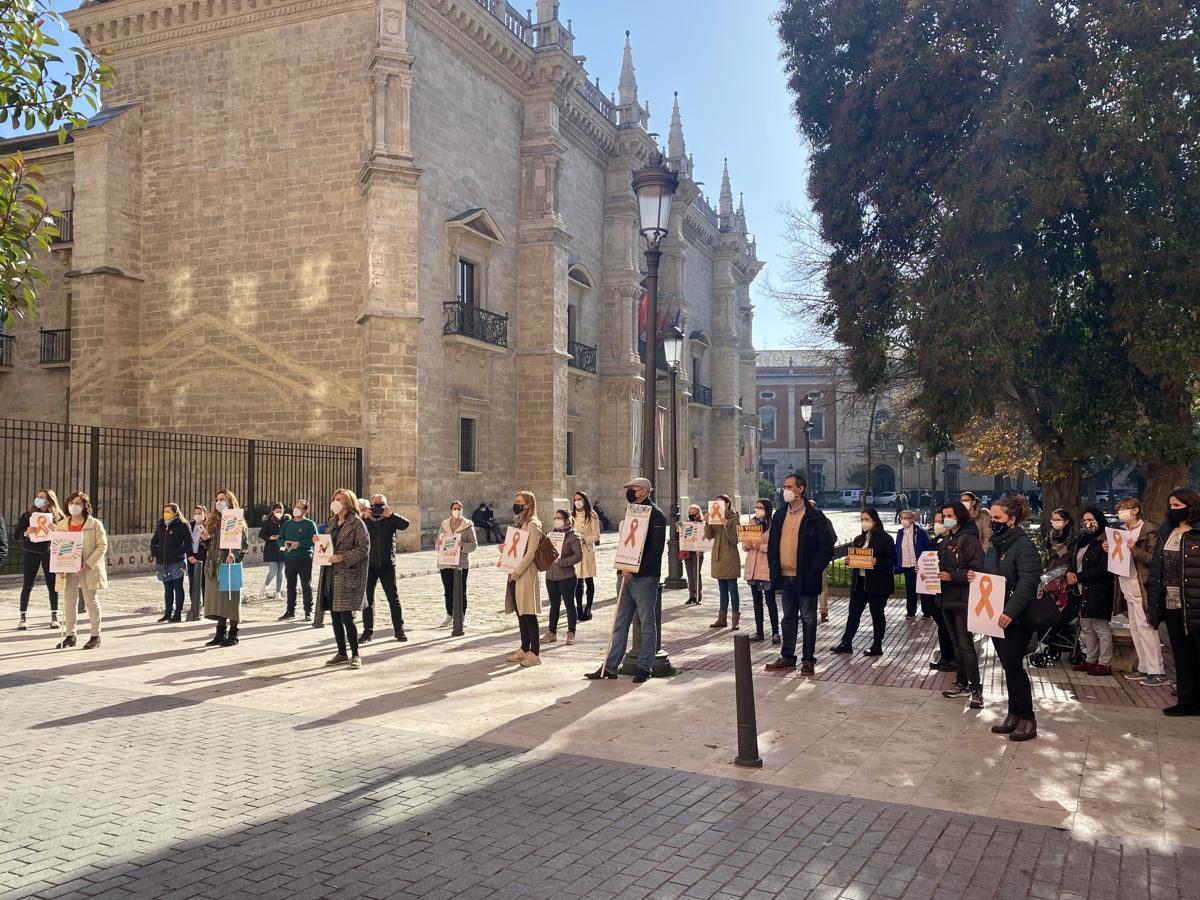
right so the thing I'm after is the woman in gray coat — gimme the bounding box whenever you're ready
[202,488,248,647]
[319,488,371,669]
[543,508,584,645]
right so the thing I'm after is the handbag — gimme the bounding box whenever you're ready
[1021,585,1059,630]
[534,534,559,572]
[218,562,243,592]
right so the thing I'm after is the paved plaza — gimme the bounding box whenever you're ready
[2,515,1199,899]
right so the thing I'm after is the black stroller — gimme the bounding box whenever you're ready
[1028,564,1084,667]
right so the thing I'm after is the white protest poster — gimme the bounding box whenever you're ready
[49,532,83,574]
[219,508,246,550]
[496,526,530,575]
[313,534,334,567]
[707,500,726,525]
[916,551,942,595]
[615,504,653,573]
[1105,527,1133,578]
[28,512,53,543]
[437,532,462,568]
[679,521,714,553]
[968,572,1007,639]
[547,530,566,553]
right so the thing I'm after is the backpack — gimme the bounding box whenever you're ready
[534,534,559,572]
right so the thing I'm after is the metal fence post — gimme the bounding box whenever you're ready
[354,447,364,497]
[733,633,763,768]
[88,426,100,509]
[245,438,256,515]
[451,567,465,636]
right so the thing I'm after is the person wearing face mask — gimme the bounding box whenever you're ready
[186,505,208,620]
[150,501,192,623]
[437,501,477,627]
[278,499,318,621]
[317,489,371,669]
[935,501,985,706]
[52,491,107,650]
[681,503,706,605]
[923,511,957,675]
[705,494,743,630]
[1106,498,1164,685]
[572,491,600,622]
[16,489,64,630]
[201,489,248,647]
[1146,488,1200,716]
[1044,509,1074,572]
[543,509,584,645]
[1066,507,1117,676]
[972,494,1041,740]
[256,501,288,603]
[361,494,411,643]
[503,491,545,668]
[743,499,779,644]
[895,508,933,620]
[960,492,993,550]
[831,507,898,657]
[765,473,835,675]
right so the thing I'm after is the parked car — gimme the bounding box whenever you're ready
[836,490,865,507]
[872,492,899,507]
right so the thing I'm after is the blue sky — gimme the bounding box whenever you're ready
[13,0,815,348]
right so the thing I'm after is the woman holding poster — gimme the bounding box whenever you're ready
[201,489,247,648]
[975,495,1041,741]
[572,491,600,622]
[320,489,371,670]
[502,491,543,667]
[16,488,64,631]
[831,507,897,657]
[705,494,742,630]
[437,501,477,627]
[935,501,985,708]
[52,491,107,650]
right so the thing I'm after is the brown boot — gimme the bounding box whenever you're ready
[708,613,727,629]
[730,612,740,630]
[1009,719,1038,742]
[990,714,1019,734]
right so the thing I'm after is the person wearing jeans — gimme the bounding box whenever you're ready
[150,502,191,623]
[894,509,931,619]
[279,500,318,620]
[587,477,667,684]
[934,501,985,707]
[257,502,287,600]
[361,495,410,642]
[682,504,705,605]
[765,473,836,676]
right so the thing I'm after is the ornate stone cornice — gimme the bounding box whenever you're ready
[69,0,372,57]
[408,0,534,99]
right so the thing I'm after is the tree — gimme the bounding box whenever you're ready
[775,0,1200,519]
[1,1,108,326]
[954,408,1041,485]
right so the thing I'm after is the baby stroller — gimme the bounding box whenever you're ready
[1028,565,1083,667]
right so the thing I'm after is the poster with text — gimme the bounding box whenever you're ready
[1105,527,1133,578]
[679,521,714,553]
[28,512,54,543]
[313,534,334,567]
[916,551,942,595]
[49,532,83,574]
[496,526,530,575]
[847,547,875,570]
[737,523,762,545]
[437,532,462,568]
[615,504,653,573]
[968,573,1007,639]
[547,530,566,553]
[219,508,246,550]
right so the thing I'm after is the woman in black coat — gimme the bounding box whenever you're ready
[831,507,898,657]
[150,502,194,623]
[1067,507,1116,675]
[936,501,986,707]
[1146,487,1200,717]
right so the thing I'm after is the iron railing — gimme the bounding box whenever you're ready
[567,339,597,373]
[52,209,73,244]
[0,418,363,574]
[0,333,13,368]
[443,302,508,348]
[38,329,70,365]
[693,383,713,406]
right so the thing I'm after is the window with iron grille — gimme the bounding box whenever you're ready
[459,417,477,472]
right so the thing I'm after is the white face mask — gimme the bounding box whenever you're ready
[330,500,343,514]
[33,497,46,509]
[555,519,568,529]
[293,508,304,519]
[943,517,957,531]
[782,489,796,504]
[68,504,84,517]
[574,499,584,510]
[194,514,205,524]
[273,511,283,519]
[451,509,461,519]
[755,509,765,519]
[215,499,229,512]
[861,521,874,532]
[1118,510,1134,524]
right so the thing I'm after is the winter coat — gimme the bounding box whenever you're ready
[437,516,477,571]
[972,508,993,550]
[706,516,742,580]
[363,512,410,567]
[258,514,286,562]
[503,518,543,615]
[1070,533,1116,620]
[547,527,583,581]
[849,527,897,597]
[1146,523,1200,631]
[936,521,985,613]
[203,522,247,623]
[52,516,108,593]
[893,524,931,572]
[1044,527,1074,573]
[981,526,1041,623]
[766,501,836,596]
[150,517,193,567]
[573,511,600,579]
[742,522,770,583]
[325,514,370,612]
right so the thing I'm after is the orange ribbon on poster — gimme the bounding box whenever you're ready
[975,575,995,619]
[623,517,639,547]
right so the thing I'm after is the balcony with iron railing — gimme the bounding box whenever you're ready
[567,339,597,374]
[39,328,71,366]
[51,209,72,245]
[443,302,508,349]
[692,383,713,407]
[0,333,13,368]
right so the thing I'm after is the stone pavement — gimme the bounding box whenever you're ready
[2,674,1198,900]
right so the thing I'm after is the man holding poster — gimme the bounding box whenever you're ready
[586,477,667,684]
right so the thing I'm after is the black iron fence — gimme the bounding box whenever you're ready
[567,339,597,373]
[39,329,70,365]
[0,419,362,574]
[693,383,713,406]
[442,302,508,348]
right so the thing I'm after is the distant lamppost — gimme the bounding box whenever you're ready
[914,449,923,521]
[896,442,905,500]
[800,394,816,488]
[662,325,686,591]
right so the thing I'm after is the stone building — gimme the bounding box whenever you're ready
[0,0,762,543]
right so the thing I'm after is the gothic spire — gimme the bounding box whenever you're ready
[618,30,639,109]
[668,91,686,161]
[736,192,747,233]
[719,158,734,218]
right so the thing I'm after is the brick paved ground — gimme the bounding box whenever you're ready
[2,673,1197,900]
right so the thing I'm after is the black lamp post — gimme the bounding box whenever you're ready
[800,394,815,488]
[663,325,687,590]
[896,441,905,500]
[914,449,923,520]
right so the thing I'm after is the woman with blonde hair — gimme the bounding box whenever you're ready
[502,490,544,667]
[318,488,371,669]
[705,494,742,630]
[572,490,600,622]
[201,488,248,647]
[17,488,64,630]
[52,491,107,650]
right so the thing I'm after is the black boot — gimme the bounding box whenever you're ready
[205,621,227,646]
[1009,719,1037,741]
[990,714,1019,734]
[220,623,239,647]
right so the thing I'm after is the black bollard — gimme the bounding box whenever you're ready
[733,633,763,768]
[451,567,465,637]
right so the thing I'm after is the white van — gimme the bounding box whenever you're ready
[837,490,864,507]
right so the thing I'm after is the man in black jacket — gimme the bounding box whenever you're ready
[765,474,835,675]
[362,494,410,643]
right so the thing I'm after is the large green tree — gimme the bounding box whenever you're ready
[776,0,1200,517]
[1,0,107,326]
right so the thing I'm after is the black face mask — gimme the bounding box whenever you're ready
[1168,508,1190,526]
[512,504,524,515]
[689,513,701,521]
[371,504,384,515]
[626,488,639,504]
[990,520,1010,537]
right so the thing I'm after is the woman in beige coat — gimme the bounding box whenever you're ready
[502,490,544,667]
[572,490,600,621]
[705,494,742,630]
[53,491,108,650]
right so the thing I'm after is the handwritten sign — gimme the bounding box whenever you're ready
[313,534,334,567]
[496,526,530,575]
[49,532,83,574]
[679,521,714,553]
[219,508,246,550]
[1106,527,1133,578]
[707,500,726,525]
[968,573,1007,638]
[615,504,653,573]
[916,551,942,595]
[28,512,53,543]
[737,523,762,544]
[847,547,875,570]
[547,530,566,552]
[437,532,462,568]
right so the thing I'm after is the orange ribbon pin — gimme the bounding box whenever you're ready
[975,575,995,618]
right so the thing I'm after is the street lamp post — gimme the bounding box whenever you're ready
[800,394,815,489]
[914,449,923,523]
[896,442,905,501]
[663,325,687,591]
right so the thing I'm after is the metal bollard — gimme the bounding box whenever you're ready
[451,567,465,637]
[733,633,763,768]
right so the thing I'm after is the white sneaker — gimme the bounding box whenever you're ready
[505,648,527,663]
[17,615,27,631]
[49,613,60,629]
[440,616,453,628]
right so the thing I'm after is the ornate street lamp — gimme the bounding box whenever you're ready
[896,442,905,501]
[800,394,816,489]
[663,325,686,591]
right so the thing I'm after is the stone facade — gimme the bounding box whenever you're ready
[0,0,761,543]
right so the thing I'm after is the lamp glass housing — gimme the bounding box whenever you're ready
[662,325,684,370]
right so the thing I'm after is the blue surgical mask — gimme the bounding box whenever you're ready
[33,497,46,509]
[943,517,957,531]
